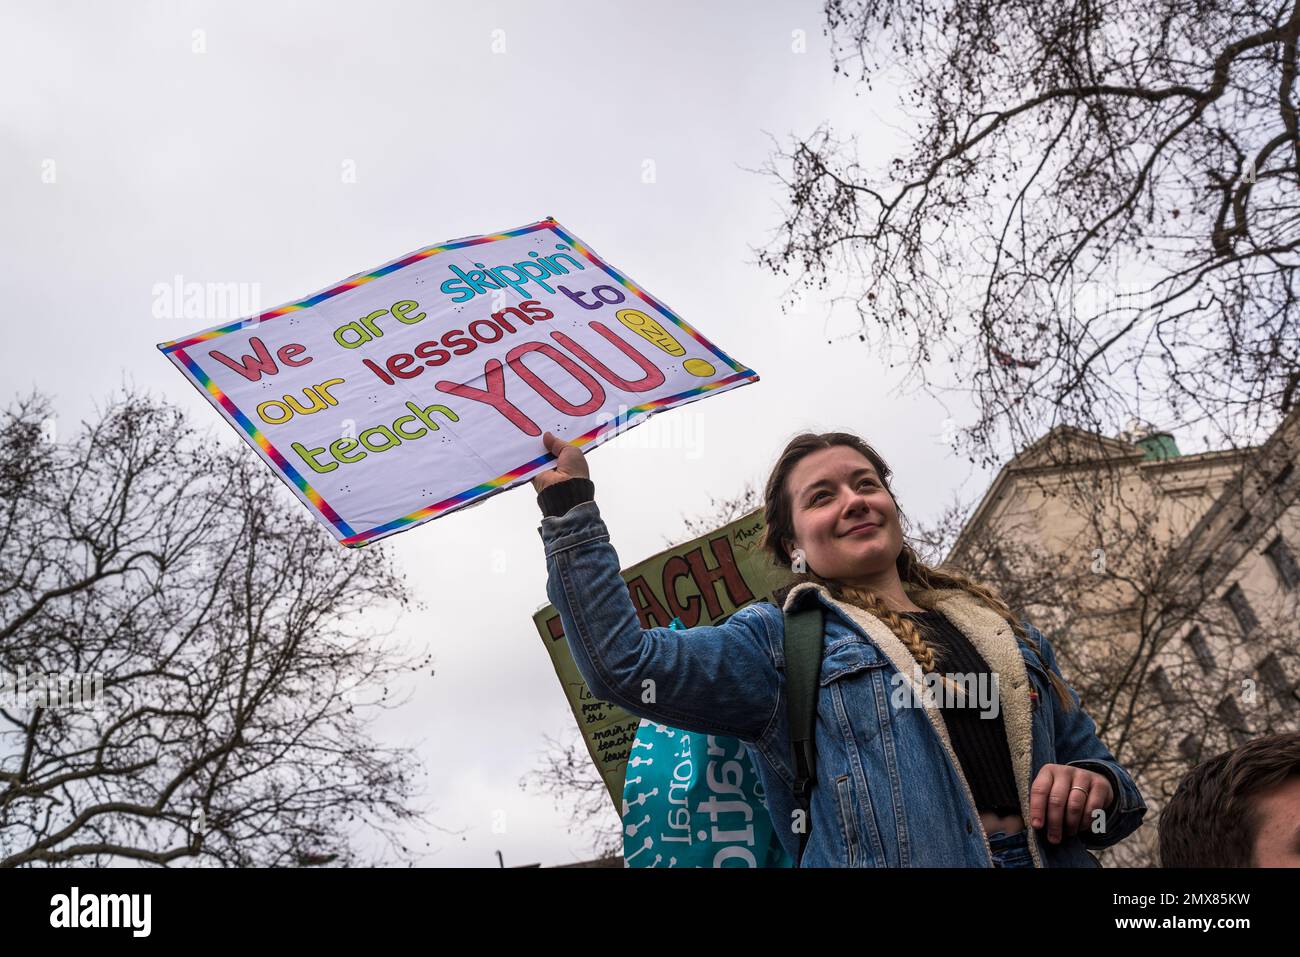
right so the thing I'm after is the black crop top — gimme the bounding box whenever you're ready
[900,609,1022,817]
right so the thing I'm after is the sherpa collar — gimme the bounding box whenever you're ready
[781,580,1044,868]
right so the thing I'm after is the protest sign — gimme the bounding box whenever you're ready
[531,507,795,810]
[157,219,759,547]
[621,613,793,868]
[623,717,792,868]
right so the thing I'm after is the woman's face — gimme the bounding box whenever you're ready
[782,445,904,584]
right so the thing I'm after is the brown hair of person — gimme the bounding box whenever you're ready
[1158,731,1300,867]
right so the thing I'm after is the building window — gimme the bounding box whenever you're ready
[1149,666,1178,706]
[1215,695,1250,747]
[1178,733,1202,763]
[1183,627,1216,673]
[1223,583,1259,635]
[1257,653,1298,711]
[1264,536,1300,590]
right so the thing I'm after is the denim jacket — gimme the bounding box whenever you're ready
[539,498,1148,867]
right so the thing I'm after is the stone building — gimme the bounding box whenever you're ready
[946,407,1300,865]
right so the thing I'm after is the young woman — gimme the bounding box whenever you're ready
[533,428,1147,867]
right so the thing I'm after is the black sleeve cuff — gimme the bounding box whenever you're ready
[537,477,595,518]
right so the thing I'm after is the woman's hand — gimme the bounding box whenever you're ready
[531,430,590,493]
[1028,764,1114,844]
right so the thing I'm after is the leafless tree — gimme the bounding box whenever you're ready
[942,422,1300,866]
[0,389,438,867]
[519,730,622,862]
[758,0,1300,471]
[668,480,764,547]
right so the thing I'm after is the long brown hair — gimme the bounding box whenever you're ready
[762,431,1074,711]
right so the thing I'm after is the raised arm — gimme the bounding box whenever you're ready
[535,454,781,741]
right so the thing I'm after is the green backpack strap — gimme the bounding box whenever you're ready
[782,598,824,867]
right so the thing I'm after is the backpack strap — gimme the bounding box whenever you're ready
[782,598,824,867]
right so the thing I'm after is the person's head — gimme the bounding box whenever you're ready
[1159,731,1300,867]
[769,438,904,591]
[761,431,1073,708]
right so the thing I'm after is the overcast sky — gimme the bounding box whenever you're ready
[1,0,1014,866]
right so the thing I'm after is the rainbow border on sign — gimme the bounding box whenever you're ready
[157,219,758,547]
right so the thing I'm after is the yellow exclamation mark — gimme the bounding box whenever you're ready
[616,309,715,377]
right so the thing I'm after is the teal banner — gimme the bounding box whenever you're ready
[620,618,793,868]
